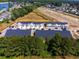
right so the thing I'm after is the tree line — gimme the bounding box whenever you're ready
[0,33,79,58]
[0,2,42,23]
[10,4,42,21]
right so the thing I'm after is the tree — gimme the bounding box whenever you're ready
[0,36,49,57]
[48,33,73,56]
[10,5,35,21]
[75,39,79,56]
[26,36,48,56]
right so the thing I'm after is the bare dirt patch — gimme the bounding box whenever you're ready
[0,21,14,32]
[15,56,79,59]
[0,12,51,32]
[16,12,50,22]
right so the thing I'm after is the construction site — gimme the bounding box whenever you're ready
[0,0,79,39]
[34,6,79,39]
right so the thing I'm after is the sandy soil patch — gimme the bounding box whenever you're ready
[0,22,14,32]
[16,12,50,22]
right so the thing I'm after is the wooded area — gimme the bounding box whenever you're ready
[0,33,79,58]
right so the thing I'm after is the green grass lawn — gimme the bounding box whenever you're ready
[0,57,16,59]
[0,56,79,59]
[0,56,54,59]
